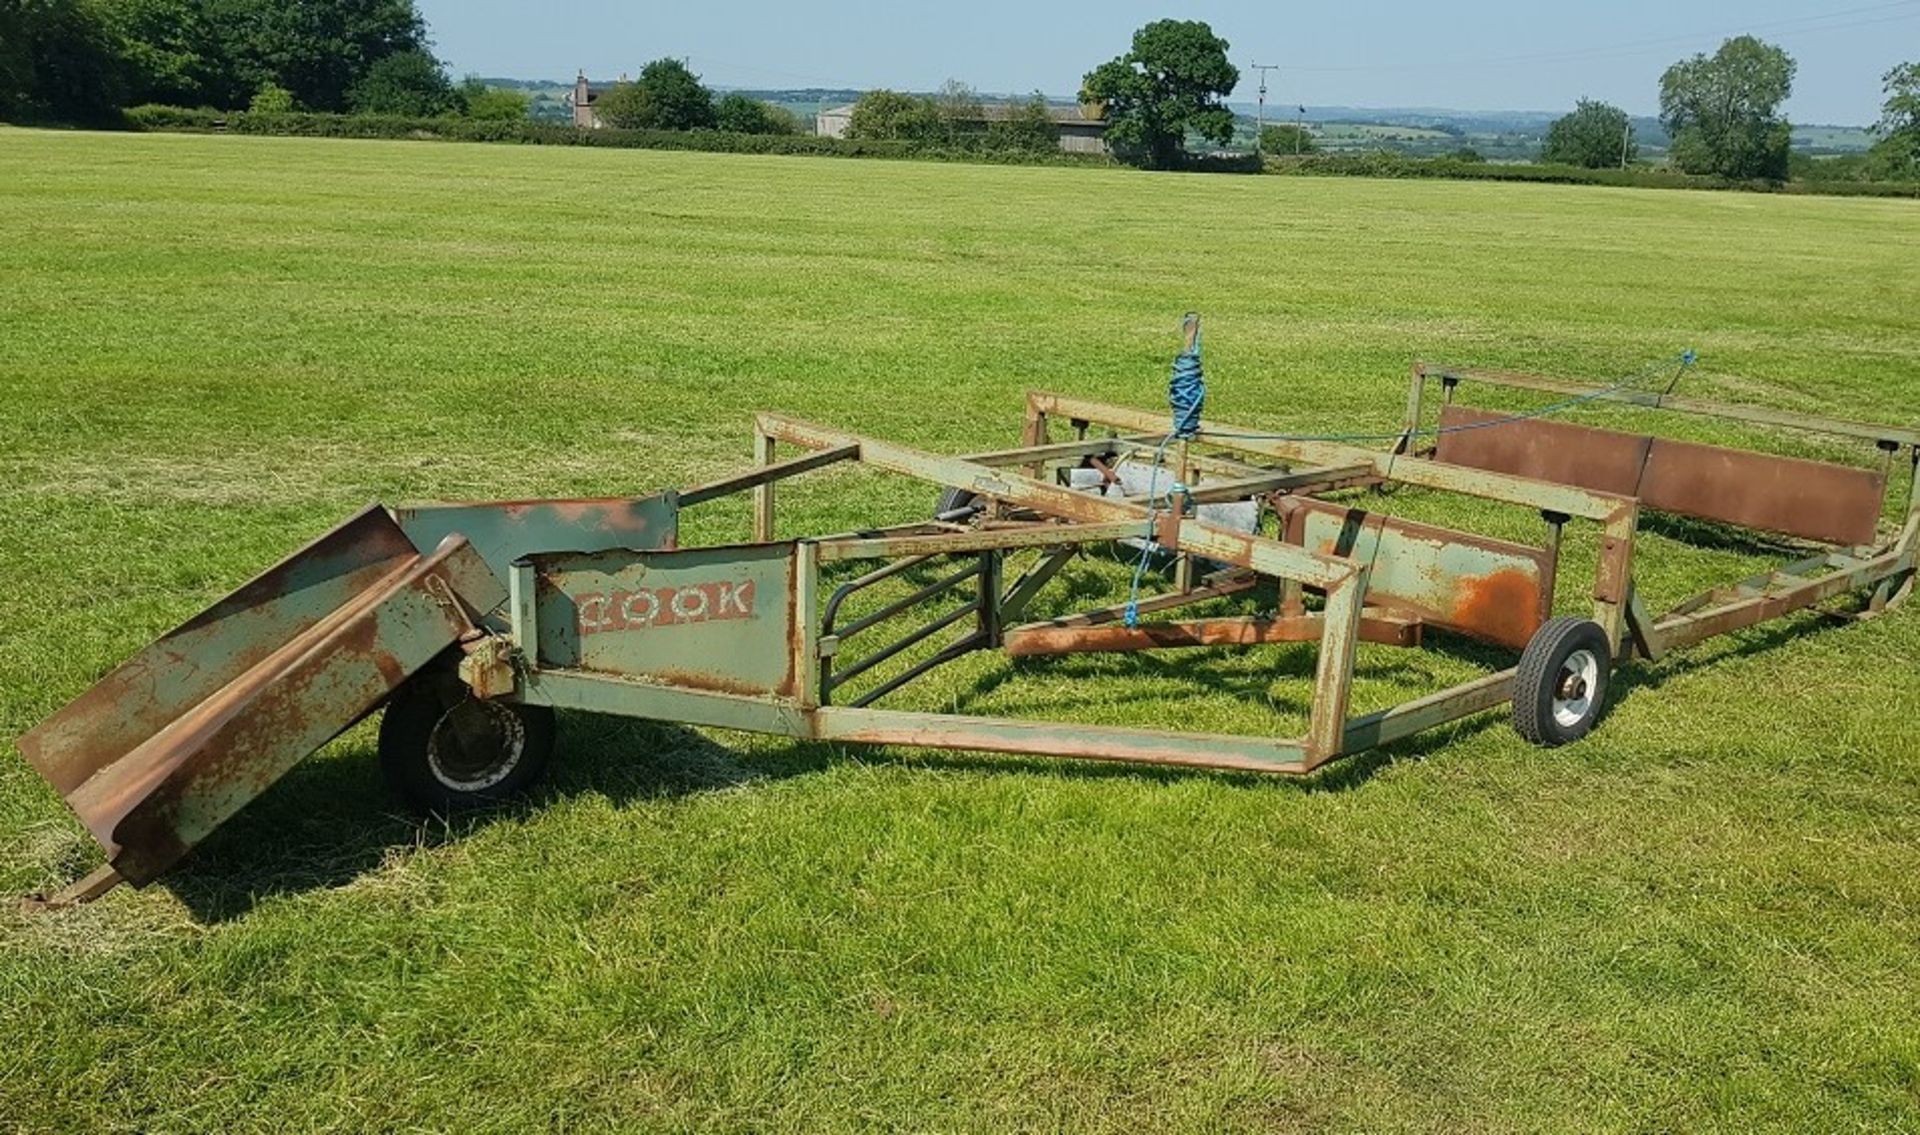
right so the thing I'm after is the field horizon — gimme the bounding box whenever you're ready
[2,128,1918,1132]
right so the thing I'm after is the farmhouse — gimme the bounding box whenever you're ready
[816,102,1110,154]
[569,72,606,128]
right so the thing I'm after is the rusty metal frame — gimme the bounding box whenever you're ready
[20,374,1917,904]
[489,384,1912,783]
[1407,364,1920,661]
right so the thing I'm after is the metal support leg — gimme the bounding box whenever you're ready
[752,431,776,543]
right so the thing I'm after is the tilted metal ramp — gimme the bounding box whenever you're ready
[18,505,505,900]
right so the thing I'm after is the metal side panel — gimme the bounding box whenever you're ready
[16,501,508,887]
[69,536,504,885]
[18,505,420,797]
[392,494,680,581]
[532,542,799,698]
[1434,405,1888,546]
[1281,498,1551,650]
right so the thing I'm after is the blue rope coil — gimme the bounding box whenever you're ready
[1169,333,1205,438]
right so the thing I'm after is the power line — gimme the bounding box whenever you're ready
[1248,62,1278,150]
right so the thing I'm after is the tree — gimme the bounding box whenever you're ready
[845,88,943,142]
[1879,61,1920,139]
[933,78,982,141]
[594,58,714,130]
[103,0,221,107]
[457,76,529,121]
[715,91,797,135]
[1659,36,1795,180]
[248,81,293,113]
[1541,98,1634,168]
[1870,61,1920,180]
[347,47,453,116]
[1081,19,1238,168]
[201,0,433,112]
[0,0,125,122]
[1258,123,1315,154]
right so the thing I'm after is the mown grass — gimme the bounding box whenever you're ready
[2,128,1919,1132]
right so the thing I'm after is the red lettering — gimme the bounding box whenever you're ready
[576,578,759,636]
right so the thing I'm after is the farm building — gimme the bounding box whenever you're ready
[569,73,606,128]
[815,102,1110,154]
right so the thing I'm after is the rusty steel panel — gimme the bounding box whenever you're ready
[1002,613,1421,656]
[1281,499,1551,650]
[1434,406,1887,546]
[534,542,798,697]
[20,505,418,798]
[393,495,679,583]
[19,511,506,886]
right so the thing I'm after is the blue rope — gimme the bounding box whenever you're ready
[1125,322,1207,627]
[1169,326,1205,439]
[1118,348,1697,629]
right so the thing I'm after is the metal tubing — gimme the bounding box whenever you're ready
[1012,574,1259,631]
[1416,363,1920,450]
[846,634,985,708]
[680,444,860,506]
[752,431,777,542]
[816,521,1143,563]
[1306,565,1370,765]
[827,602,981,692]
[1340,669,1516,752]
[1003,612,1420,656]
[1654,544,1914,651]
[757,412,1355,588]
[1026,392,1629,522]
[828,560,983,644]
[998,546,1079,626]
[811,706,1310,773]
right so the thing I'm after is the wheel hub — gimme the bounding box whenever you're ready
[426,698,527,791]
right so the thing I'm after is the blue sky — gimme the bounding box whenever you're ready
[417,1,1920,124]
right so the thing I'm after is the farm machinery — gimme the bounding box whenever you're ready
[17,332,1919,905]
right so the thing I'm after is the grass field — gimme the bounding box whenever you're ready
[3,128,1920,1132]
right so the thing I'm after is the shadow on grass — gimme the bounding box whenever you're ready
[1608,603,1859,700]
[161,714,834,923]
[158,604,1843,922]
[1637,511,1810,559]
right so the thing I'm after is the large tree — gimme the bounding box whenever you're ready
[1082,19,1238,168]
[0,0,125,121]
[714,91,797,135]
[346,47,453,116]
[594,57,714,130]
[102,0,221,107]
[844,88,943,142]
[1258,123,1315,155]
[197,0,431,111]
[1659,35,1795,180]
[1541,98,1635,168]
[1870,61,1920,180]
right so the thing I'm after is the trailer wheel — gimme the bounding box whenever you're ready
[379,675,554,814]
[934,487,980,522]
[1512,617,1612,747]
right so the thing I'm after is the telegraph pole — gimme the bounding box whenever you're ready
[1250,62,1278,152]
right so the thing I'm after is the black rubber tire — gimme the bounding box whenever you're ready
[379,670,555,814]
[1511,616,1612,747]
[934,487,980,521]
